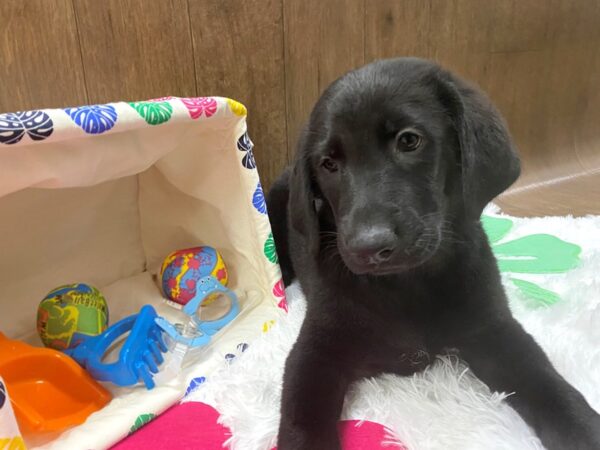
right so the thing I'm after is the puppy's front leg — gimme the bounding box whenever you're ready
[278,330,349,450]
[456,318,600,450]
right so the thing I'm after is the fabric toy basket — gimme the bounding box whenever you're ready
[0,97,286,449]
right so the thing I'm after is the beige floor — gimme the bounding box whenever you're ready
[499,172,600,217]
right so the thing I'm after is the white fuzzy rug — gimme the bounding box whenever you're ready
[184,208,600,450]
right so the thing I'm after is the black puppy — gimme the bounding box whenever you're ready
[267,58,600,450]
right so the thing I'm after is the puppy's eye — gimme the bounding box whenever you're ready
[396,130,423,152]
[320,157,339,172]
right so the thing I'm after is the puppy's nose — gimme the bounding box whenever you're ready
[345,226,397,264]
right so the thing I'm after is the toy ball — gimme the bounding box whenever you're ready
[37,283,109,350]
[160,246,228,306]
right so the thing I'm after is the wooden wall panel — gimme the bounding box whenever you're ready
[73,0,197,103]
[365,0,431,59]
[283,0,365,157]
[1,0,599,213]
[0,0,88,112]
[480,1,600,191]
[188,0,286,188]
[364,0,600,215]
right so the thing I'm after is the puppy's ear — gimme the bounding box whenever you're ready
[288,127,320,255]
[436,71,521,219]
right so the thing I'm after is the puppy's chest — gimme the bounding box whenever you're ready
[348,284,437,377]
[349,306,430,377]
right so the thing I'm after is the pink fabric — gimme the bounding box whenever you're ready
[111,403,230,450]
[112,402,405,450]
[339,420,402,450]
[273,420,403,450]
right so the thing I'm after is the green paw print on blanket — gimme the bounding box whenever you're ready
[481,215,581,308]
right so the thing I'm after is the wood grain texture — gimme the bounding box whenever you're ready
[0,0,88,112]
[1,0,598,214]
[283,0,365,158]
[497,171,600,217]
[189,0,286,188]
[73,0,197,103]
[365,0,600,215]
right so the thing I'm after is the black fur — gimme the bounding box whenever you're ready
[267,58,600,450]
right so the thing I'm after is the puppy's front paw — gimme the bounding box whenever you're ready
[540,413,600,450]
[578,415,600,450]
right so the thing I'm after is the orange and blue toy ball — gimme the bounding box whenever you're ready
[160,246,228,306]
[37,283,109,350]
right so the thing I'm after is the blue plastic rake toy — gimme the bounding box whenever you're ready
[64,305,167,389]
[64,276,239,390]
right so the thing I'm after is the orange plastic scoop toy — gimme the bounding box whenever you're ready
[0,332,111,436]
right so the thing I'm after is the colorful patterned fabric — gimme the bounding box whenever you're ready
[0,110,53,144]
[0,96,285,450]
[0,377,25,450]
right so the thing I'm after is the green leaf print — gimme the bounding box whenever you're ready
[481,215,581,308]
[264,233,278,264]
[130,101,173,125]
[493,234,581,274]
[129,413,156,434]
[510,278,561,308]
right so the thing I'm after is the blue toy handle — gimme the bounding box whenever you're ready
[157,276,239,347]
[183,275,240,333]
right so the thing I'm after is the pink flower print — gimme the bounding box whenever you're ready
[273,279,288,312]
[181,97,218,119]
[278,299,288,313]
[272,279,285,299]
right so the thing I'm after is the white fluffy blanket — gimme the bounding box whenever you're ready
[185,208,600,450]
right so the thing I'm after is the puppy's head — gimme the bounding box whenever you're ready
[289,58,520,275]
